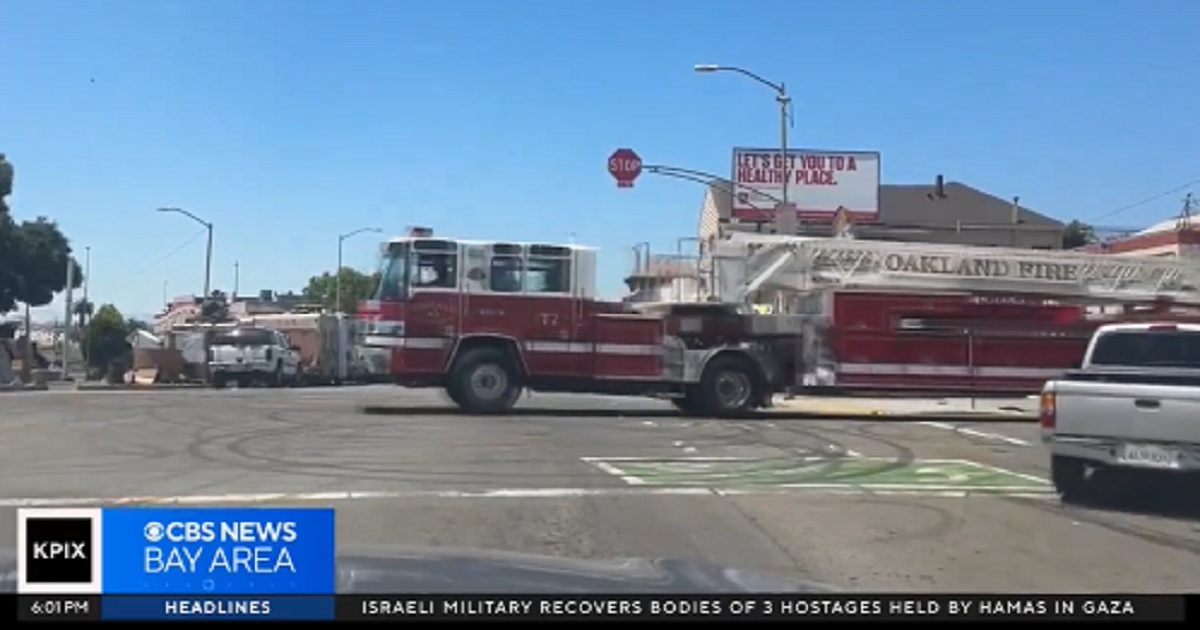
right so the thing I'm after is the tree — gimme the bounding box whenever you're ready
[0,217,85,313]
[73,298,94,329]
[82,303,130,370]
[301,268,381,314]
[0,153,84,314]
[199,290,232,323]
[0,153,13,215]
[1062,220,1098,249]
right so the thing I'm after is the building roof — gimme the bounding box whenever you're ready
[879,182,1062,228]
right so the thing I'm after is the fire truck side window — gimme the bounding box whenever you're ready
[489,243,523,293]
[526,245,571,294]
[411,240,458,290]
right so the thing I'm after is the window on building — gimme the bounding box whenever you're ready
[526,245,572,293]
[412,239,458,289]
[489,244,523,293]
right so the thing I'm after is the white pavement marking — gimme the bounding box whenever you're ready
[918,421,1033,447]
[585,460,647,486]
[947,458,1051,485]
[0,485,1055,508]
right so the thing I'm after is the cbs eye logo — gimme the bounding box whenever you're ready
[143,522,166,543]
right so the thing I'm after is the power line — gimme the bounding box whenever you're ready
[1089,177,1200,223]
[132,227,208,277]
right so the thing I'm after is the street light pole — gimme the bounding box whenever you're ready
[335,227,382,382]
[694,64,792,221]
[83,246,90,309]
[156,207,214,298]
[336,227,383,315]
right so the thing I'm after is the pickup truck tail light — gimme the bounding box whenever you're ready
[1039,391,1056,429]
[1147,324,1178,332]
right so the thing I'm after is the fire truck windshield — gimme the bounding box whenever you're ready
[374,242,410,301]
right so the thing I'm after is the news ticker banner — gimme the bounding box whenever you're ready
[12,507,1194,622]
[17,506,334,604]
[8,594,1194,622]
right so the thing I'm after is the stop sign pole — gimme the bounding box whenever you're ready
[608,148,643,188]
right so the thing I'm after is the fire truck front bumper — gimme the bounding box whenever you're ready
[355,343,393,379]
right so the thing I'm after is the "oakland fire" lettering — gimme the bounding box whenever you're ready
[811,249,1189,288]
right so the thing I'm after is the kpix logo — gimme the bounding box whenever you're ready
[23,516,93,584]
[33,540,87,560]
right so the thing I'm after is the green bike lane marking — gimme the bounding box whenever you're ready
[581,457,1052,493]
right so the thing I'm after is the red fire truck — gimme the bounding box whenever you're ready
[356,228,1200,415]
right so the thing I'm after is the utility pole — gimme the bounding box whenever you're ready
[61,256,74,380]
[233,261,240,299]
[1178,192,1196,231]
[83,246,90,308]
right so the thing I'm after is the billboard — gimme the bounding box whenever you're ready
[731,148,880,222]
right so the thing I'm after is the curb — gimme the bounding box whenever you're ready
[761,409,1038,423]
[0,385,50,393]
[75,383,206,391]
[356,404,1038,423]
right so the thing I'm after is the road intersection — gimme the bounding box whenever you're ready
[0,387,1195,593]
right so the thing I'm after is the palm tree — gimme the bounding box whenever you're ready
[73,298,94,329]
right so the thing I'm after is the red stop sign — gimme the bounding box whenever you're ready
[608,148,642,188]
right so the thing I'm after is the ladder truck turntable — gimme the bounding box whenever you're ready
[355,227,1200,416]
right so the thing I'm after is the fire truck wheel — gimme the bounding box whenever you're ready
[697,355,759,417]
[451,348,521,414]
[671,397,700,415]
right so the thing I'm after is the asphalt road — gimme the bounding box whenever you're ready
[1,386,1197,593]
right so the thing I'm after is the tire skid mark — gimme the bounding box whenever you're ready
[1001,496,1200,556]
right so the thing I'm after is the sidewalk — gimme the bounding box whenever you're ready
[767,395,1038,422]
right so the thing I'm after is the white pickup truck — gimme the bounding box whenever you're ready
[1040,321,1200,505]
[208,326,301,388]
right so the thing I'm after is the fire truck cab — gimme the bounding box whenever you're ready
[357,228,782,416]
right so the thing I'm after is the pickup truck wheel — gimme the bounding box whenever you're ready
[1051,456,1092,504]
[450,348,521,414]
[696,356,759,418]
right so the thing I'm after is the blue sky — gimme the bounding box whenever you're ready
[3,0,1199,321]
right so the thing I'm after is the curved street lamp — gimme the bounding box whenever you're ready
[694,64,793,215]
[157,207,214,298]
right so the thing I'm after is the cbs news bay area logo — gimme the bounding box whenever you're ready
[142,519,299,573]
[18,507,336,595]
